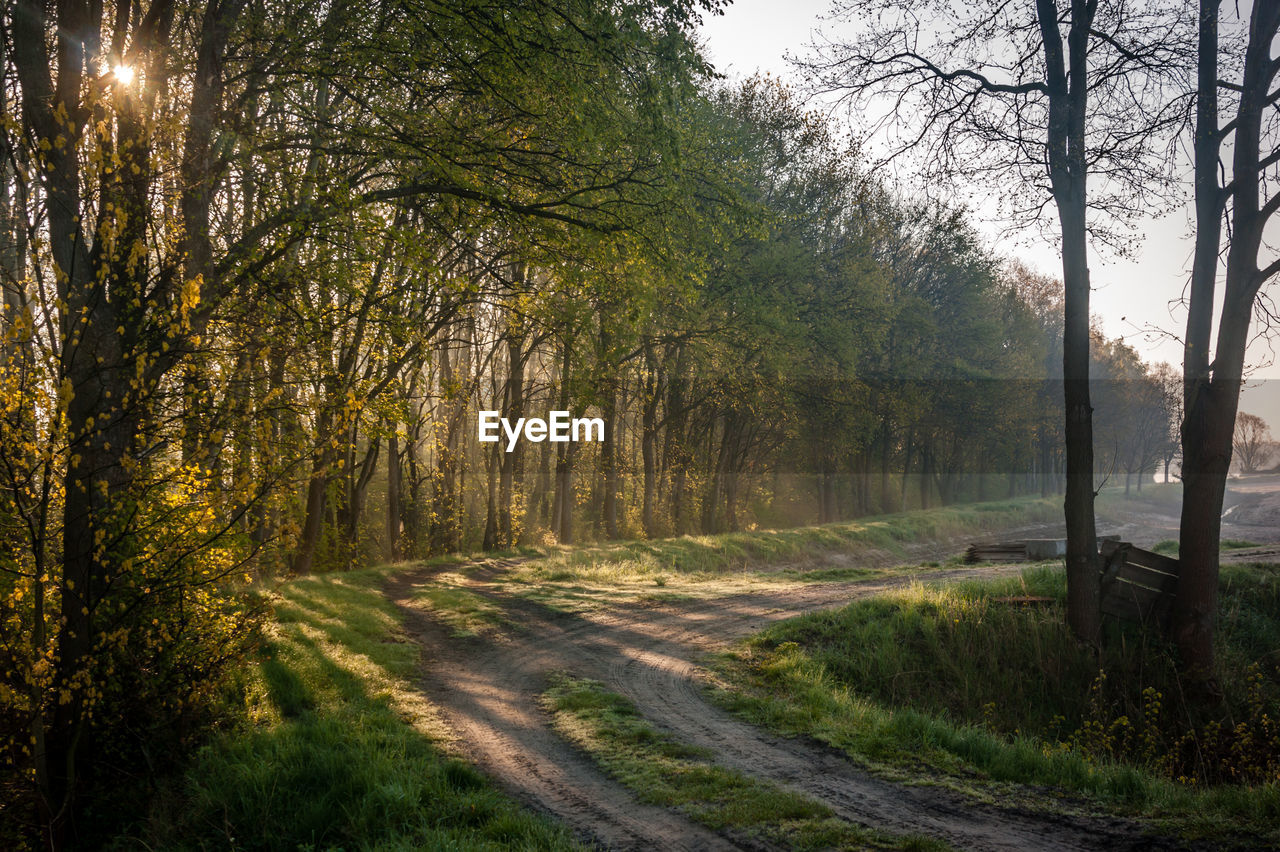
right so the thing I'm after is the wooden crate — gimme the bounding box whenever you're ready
[1099,540,1179,628]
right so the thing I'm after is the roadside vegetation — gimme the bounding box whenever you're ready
[106,496,1058,845]
[86,495,1280,848]
[76,498,1054,845]
[543,674,947,851]
[713,562,1280,846]
[507,497,1061,590]
[123,564,575,851]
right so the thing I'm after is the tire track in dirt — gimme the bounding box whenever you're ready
[386,558,1186,851]
[391,577,749,852]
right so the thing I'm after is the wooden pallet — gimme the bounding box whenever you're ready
[1099,540,1179,628]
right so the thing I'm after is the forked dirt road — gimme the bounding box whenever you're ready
[387,565,1149,850]
[384,493,1278,851]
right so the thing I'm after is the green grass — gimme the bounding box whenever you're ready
[1152,538,1260,555]
[413,578,512,638]
[543,674,948,851]
[508,497,1060,589]
[126,564,577,851]
[711,563,1280,847]
[1096,482,1184,510]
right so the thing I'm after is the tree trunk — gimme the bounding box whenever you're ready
[431,341,464,553]
[482,443,500,550]
[498,335,526,548]
[879,404,893,512]
[552,338,575,543]
[1060,197,1101,647]
[341,431,380,559]
[900,432,914,511]
[387,430,402,562]
[1171,0,1280,689]
[642,381,659,537]
[1037,0,1102,647]
[601,378,620,539]
[293,406,335,575]
[537,437,552,528]
[919,445,932,510]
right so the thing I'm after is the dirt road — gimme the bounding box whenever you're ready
[385,553,1186,851]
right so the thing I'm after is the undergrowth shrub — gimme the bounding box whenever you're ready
[0,475,264,849]
[747,563,1280,786]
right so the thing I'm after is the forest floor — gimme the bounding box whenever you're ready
[381,486,1280,851]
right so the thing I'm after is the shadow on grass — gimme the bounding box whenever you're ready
[130,569,577,852]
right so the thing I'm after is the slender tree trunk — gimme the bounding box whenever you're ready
[642,382,659,537]
[293,408,334,574]
[552,338,574,543]
[482,443,500,550]
[879,404,893,512]
[1060,195,1101,647]
[663,355,689,533]
[920,444,932,510]
[900,432,914,511]
[1038,0,1101,647]
[537,437,552,527]
[498,335,525,547]
[1172,0,1272,688]
[387,429,402,562]
[431,341,464,553]
[601,382,620,539]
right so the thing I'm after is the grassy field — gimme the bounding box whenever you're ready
[123,561,578,851]
[712,562,1280,847]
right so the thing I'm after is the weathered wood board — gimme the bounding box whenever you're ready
[1099,540,1179,628]
[965,542,1028,563]
[965,535,1120,564]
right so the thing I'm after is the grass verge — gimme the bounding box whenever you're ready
[543,673,948,851]
[711,563,1280,847]
[504,498,1061,608]
[124,563,577,851]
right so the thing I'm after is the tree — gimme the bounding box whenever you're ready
[8,1,262,839]
[1177,0,1280,687]
[1091,337,1177,494]
[807,0,1188,645]
[1,0,729,840]
[1232,413,1274,473]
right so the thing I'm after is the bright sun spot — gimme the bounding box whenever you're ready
[113,64,135,86]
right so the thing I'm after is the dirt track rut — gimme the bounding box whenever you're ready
[385,558,1182,851]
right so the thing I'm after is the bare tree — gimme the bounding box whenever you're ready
[1177,0,1280,688]
[1232,412,1273,473]
[807,0,1190,646]
[1154,363,1184,482]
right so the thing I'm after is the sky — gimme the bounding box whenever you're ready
[696,0,1280,424]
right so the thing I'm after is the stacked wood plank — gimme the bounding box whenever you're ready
[965,535,1118,564]
[964,541,1028,562]
[1099,540,1180,628]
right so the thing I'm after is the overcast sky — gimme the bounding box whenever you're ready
[696,0,1280,423]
